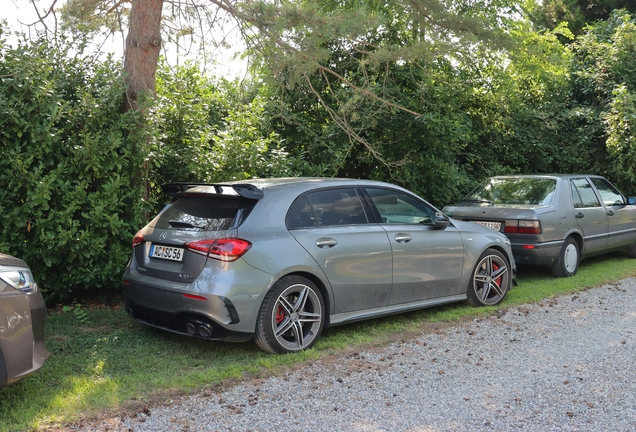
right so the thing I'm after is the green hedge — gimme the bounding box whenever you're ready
[0,32,151,303]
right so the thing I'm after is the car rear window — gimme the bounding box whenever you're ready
[153,197,255,231]
[465,178,557,207]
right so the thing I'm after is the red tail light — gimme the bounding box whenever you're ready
[185,238,252,262]
[504,220,542,235]
[132,231,145,248]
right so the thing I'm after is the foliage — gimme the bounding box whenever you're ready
[528,0,636,35]
[151,62,301,210]
[569,10,636,192]
[0,30,152,303]
[267,15,581,206]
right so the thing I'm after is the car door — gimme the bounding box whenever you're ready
[589,177,636,248]
[570,178,608,254]
[287,188,393,314]
[363,187,464,305]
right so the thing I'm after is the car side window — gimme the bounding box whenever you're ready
[286,196,317,229]
[306,188,369,226]
[590,178,625,207]
[571,179,601,209]
[365,188,435,225]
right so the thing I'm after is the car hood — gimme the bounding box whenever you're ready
[0,252,28,268]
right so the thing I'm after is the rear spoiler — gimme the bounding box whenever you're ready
[161,183,264,200]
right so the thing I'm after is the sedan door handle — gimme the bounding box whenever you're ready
[607,210,615,216]
[395,233,412,243]
[575,212,584,219]
[316,237,338,248]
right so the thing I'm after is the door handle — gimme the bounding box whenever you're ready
[607,210,615,216]
[395,233,412,243]
[316,237,338,248]
[575,212,584,219]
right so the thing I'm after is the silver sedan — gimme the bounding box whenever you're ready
[443,174,636,277]
[123,178,516,353]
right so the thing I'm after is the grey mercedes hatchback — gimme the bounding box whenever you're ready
[443,174,636,277]
[0,253,49,388]
[123,178,516,353]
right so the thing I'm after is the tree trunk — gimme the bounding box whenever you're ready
[122,0,164,112]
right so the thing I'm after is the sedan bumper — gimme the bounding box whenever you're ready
[511,239,564,267]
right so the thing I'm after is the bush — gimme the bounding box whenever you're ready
[0,31,151,303]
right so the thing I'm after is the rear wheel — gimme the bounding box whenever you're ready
[466,249,511,307]
[628,243,636,258]
[551,237,579,278]
[254,276,325,354]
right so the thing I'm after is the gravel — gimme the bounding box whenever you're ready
[72,278,636,432]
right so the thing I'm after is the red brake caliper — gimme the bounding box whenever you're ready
[275,306,285,324]
[493,263,501,288]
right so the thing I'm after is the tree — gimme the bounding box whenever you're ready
[40,0,517,154]
[122,0,163,111]
[529,0,636,35]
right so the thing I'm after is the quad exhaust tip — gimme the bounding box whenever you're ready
[186,321,212,338]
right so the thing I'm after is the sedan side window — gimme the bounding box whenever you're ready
[571,179,601,209]
[365,188,435,225]
[590,178,625,207]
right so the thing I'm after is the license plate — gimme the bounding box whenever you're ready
[149,244,185,262]
[473,221,501,231]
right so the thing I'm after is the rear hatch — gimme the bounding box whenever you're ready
[133,184,261,283]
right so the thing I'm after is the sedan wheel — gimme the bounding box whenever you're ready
[466,249,510,307]
[551,237,579,278]
[254,276,325,354]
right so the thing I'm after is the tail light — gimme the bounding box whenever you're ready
[504,220,541,235]
[132,230,145,248]
[185,238,252,262]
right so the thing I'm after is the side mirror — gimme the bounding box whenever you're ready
[628,197,636,205]
[435,212,450,230]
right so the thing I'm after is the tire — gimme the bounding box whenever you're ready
[466,249,511,307]
[254,276,325,354]
[551,237,579,278]
[628,243,636,259]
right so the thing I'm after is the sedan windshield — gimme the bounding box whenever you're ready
[464,178,557,207]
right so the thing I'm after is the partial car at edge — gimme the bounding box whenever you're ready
[123,178,516,354]
[443,174,636,277]
[0,253,50,388]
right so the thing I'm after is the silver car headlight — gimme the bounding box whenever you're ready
[0,267,38,293]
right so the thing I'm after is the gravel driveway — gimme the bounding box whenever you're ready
[72,278,636,432]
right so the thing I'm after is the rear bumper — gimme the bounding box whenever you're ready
[123,281,253,342]
[511,239,564,267]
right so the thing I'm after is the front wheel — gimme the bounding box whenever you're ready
[466,249,511,307]
[254,276,325,354]
[551,237,579,278]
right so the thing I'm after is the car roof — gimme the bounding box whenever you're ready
[488,174,605,180]
[221,177,413,196]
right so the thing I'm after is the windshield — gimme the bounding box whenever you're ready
[464,178,557,207]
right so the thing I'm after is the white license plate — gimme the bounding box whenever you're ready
[149,244,185,262]
[474,221,501,231]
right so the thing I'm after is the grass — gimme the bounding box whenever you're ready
[1,252,636,431]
